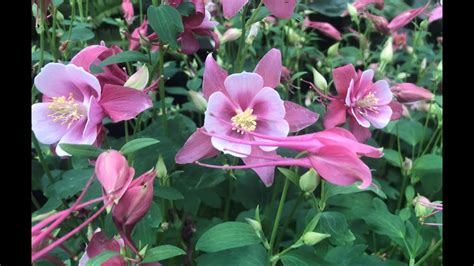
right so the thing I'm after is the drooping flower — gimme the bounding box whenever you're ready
[176,49,318,186]
[428,5,442,23]
[391,83,434,103]
[387,1,431,32]
[112,169,156,255]
[303,18,342,41]
[122,0,134,25]
[78,230,126,266]
[321,64,393,142]
[364,12,390,35]
[128,19,160,52]
[392,31,407,50]
[180,10,220,54]
[222,0,298,20]
[194,126,383,189]
[413,194,442,226]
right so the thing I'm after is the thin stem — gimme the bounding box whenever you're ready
[124,120,129,143]
[32,134,55,184]
[268,177,290,257]
[415,239,442,266]
[234,5,250,72]
[223,174,234,221]
[158,47,168,133]
[139,0,144,24]
[275,193,303,248]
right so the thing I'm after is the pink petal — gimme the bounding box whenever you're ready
[71,45,109,72]
[389,101,403,120]
[332,64,357,96]
[364,105,392,129]
[349,116,372,143]
[254,119,289,152]
[95,150,134,199]
[222,0,249,19]
[211,131,252,158]
[428,6,442,23]
[175,129,219,164]
[355,69,375,99]
[55,118,95,156]
[253,48,282,88]
[283,101,319,132]
[303,18,342,41]
[250,87,286,121]
[387,2,430,32]
[203,53,228,100]
[31,103,69,144]
[84,96,105,141]
[309,145,372,189]
[179,31,200,55]
[224,72,264,109]
[204,91,237,134]
[99,84,152,122]
[34,63,101,101]
[371,80,392,105]
[262,0,297,19]
[323,100,347,128]
[242,147,278,187]
[351,107,371,128]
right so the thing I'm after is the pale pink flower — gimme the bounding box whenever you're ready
[121,0,134,25]
[428,5,442,23]
[387,1,430,32]
[304,18,342,41]
[391,83,434,103]
[223,0,298,19]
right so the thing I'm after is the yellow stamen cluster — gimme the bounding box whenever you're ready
[48,93,84,129]
[357,92,379,111]
[231,108,257,134]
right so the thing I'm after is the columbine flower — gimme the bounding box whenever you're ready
[392,31,407,50]
[194,127,383,189]
[321,64,393,142]
[180,10,219,54]
[222,0,298,19]
[176,49,318,186]
[303,18,342,41]
[391,83,434,103]
[121,0,134,25]
[78,230,126,266]
[128,20,160,52]
[413,194,443,226]
[364,12,390,35]
[387,1,430,32]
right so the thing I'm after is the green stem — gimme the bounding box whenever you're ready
[32,134,55,184]
[158,47,168,134]
[318,181,326,211]
[415,239,442,266]
[223,175,234,221]
[124,120,129,143]
[268,177,290,257]
[421,126,441,156]
[275,193,303,248]
[234,5,250,72]
[139,0,144,24]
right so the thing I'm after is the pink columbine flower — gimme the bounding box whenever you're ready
[304,18,342,41]
[176,49,318,186]
[112,169,155,256]
[122,0,134,25]
[194,127,383,189]
[322,64,393,143]
[413,194,442,226]
[387,1,431,32]
[78,230,126,266]
[391,83,434,103]
[128,20,160,52]
[364,12,390,35]
[428,5,442,23]
[223,0,297,20]
[180,10,220,54]
[392,31,407,50]
[341,0,384,16]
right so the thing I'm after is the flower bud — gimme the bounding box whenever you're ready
[420,19,429,30]
[396,72,408,80]
[302,232,330,246]
[245,22,261,45]
[155,155,167,179]
[420,58,427,71]
[311,67,328,92]
[299,169,320,193]
[391,83,434,103]
[402,157,412,171]
[327,42,340,58]
[347,3,358,18]
[124,65,149,90]
[380,37,393,63]
[188,90,208,113]
[437,60,442,72]
[95,150,134,202]
[406,46,414,54]
[221,28,242,43]
[413,195,433,218]
[245,218,262,232]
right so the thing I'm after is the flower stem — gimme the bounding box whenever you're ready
[268,177,290,259]
[274,193,303,248]
[158,47,168,134]
[234,5,250,72]
[414,239,442,266]
[32,134,54,184]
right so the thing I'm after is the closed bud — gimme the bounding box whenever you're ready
[380,37,393,63]
[413,195,433,218]
[188,90,208,113]
[124,65,149,90]
[406,46,414,54]
[95,150,134,202]
[420,19,429,30]
[327,42,340,58]
[302,232,330,246]
[347,3,358,18]
[246,22,261,45]
[420,58,427,71]
[299,169,320,193]
[311,68,328,92]
[221,28,242,43]
[245,218,262,232]
[402,157,412,171]
[396,72,408,80]
[155,155,167,179]
[437,60,442,72]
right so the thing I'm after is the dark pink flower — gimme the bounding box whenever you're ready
[222,0,297,19]
[180,10,219,54]
[364,12,390,35]
[392,31,407,50]
[78,231,126,266]
[322,64,393,142]
[391,83,434,103]
[387,1,431,32]
[304,18,342,41]
[128,20,160,52]
[176,49,318,186]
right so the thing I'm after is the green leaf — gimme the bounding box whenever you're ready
[316,212,355,245]
[281,249,327,266]
[86,251,119,266]
[66,26,95,41]
[196,244,266,266]
[154,186,184,200]
[47,168,95,200]
[147,5,184,49]
[120,138,160,155]
[383,149,402,167]
[383,120,431,146]
[142,245,186,263]
[59,144,104,158]
[177,1,195,16]
[196,222,261,252]
[99,51,149,68]
[277,167,299,185]
[186,78,202,91]
[363,198,406,241]
[324,244,367,265]
[306,0,350,17]
[325,182,387,200]
[413,154,442,194]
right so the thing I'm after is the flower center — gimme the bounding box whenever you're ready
[48,93,85,129]
[357,92,379,109]
[231,108,257,134]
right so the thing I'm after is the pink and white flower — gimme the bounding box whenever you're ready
[303,18,342,41]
